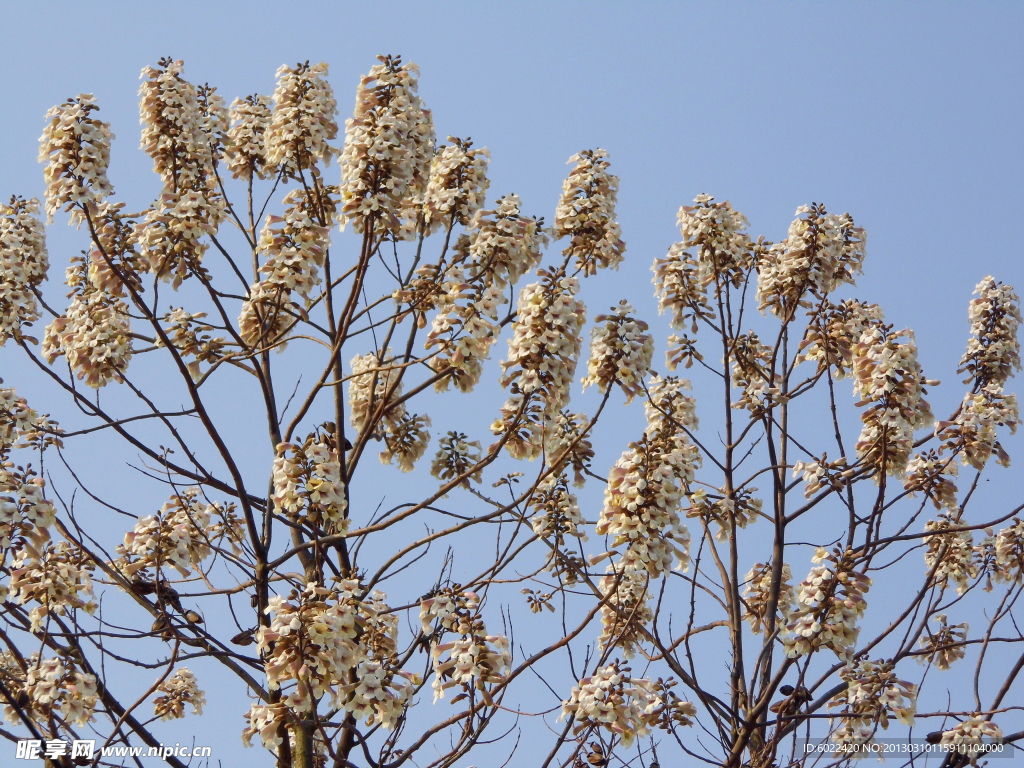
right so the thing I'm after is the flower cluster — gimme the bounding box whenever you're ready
[687,487,761,542]
[137,58,225,288]
[241,702,288,749]
[917,614,968,671]
[828,660,916,750]
[757,204,864,318]
[430,431,482,487]
[348,350,431,471]
[153,667,206,720]
[9,541,96,630]
[553,149,625,276]
[423,276,503,393]
[225,94,274,180]
[644,375,698,435]
[20,656,99,727]
[0,197,48,347]
[155,307,227,380]
[265,62,337,178]
[783,548,871,661]
[340,54,433,237]
[115,487,244,579]
[259,581,413,726]
[958,277,1020,390]
[904,450,959,510]
[422,137,490,233]
[38,94,114,224]
[561,663,694,747]
[923,513,977,595]
[499,269,586,432]
[419,586,478,635]
[652,195,754,339]
[730,332,780,414]
[422,591,510,703]
[938,388,1018,470]
[42,258,133,388]
[991,518,1024,584]
[420,195,546,393]
[531,472,587,544]
[852,326,936,478]
[0,461,56,552]
[798,299,884,380]
[939,717,1003,757]
[791,454,849,499]
[597,567,654,659]
[582,301,654,403]
[742,561,795,634]
[544,411,594,487]
[598,433,695,577]
[272,435,348,532]
[240,186,338,349]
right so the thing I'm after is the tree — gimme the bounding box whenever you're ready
[0,52,1021,768]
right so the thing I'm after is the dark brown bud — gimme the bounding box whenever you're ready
[231,629,255,646]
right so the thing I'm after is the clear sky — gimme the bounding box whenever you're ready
[1,2,1022,765]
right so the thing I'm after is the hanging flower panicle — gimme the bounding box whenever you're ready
[917,614,969,671]
[561,663,695,748]
[757,204,865,318]
[115,487,244,579]
[156,307,228,381]
[340,54,433,238]
[791,454,849,499]
[9,542,96,631]
[430,432,482,486]
[38,94,114,224]
[532,475,589,552]
[553,149,625,276]
[348,350,431,471]
[272,433,348,532]
[42,257,133,388]
[923,512,978,595]
[10,655,100,728]
[828,659,916,751]
[939,717,1003,758]
[240,185,339,349]
[729,331,780,414]
[990,518,1024,585]
[743,561,795,634]
[904,450,959,510]
[154,667,206,720]
[783,548,871,661]
[544,411,594,488]
[423,590,510,703]
[225,94,274,180]
[422,136,490,234]
[852,325,936,478]
[420,195,546,392]
[798,299,884,380]
[687,486,762,542]
[265,61,338,178]
[937,278,1020,469]
[597,567,654,659]
[582,301,653,403]
[958,276,1020,390]
[137,58,225,288]
[0,197,48,346]
[0,460,56,552]
[598,432,695,577]
[258,581,413,726]
[499,268,586,428]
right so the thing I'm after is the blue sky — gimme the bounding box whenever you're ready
[1,2,1022,765]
